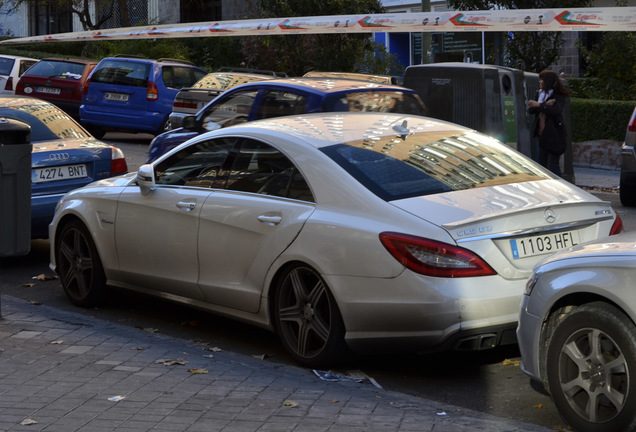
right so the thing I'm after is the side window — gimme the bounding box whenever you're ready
[19,60,37,76]
[201,90,258,131]
[256,90,307,120]
[154,137,235,188]
[162,66,199,89]
[223,139,314,202]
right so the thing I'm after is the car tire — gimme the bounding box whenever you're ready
[619,173,636,207]
[157,118,171,136]
[55,219,107,308]
[546,302,636,432]
[272,264,348,368]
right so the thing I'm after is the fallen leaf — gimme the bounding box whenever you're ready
[501,358,521,367]
[283,400,299,408]
[135,327,158,333]
[131,347,145,351]
[331,400,339,403]
[155,358,187,366]
[21,419,38,425]
[29,300,42,306]
[203,354,214,359]
[252,353,269,360]
[181,320,199,327]
[22,283,36,288]
[204,347,222,352]
[188,368,208,374]
[33,274,58,281]
[534,404,543,409]
[193,340,209,345]
[50,340,63,345]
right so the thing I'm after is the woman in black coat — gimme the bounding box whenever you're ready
[527,70,569,176]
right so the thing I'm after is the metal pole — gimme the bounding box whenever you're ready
[421,0,431,63]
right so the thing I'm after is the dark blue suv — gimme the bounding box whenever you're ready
[80,56,206,138]
[146,77,427,162]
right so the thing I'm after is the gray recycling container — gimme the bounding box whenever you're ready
[403,63,573,182]
[0,117,32,257]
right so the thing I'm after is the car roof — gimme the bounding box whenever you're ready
[0,54,38,61]
[100,56,201,67]
[215,112,470,149]
[40,58,98,65]
[233,77,416,94]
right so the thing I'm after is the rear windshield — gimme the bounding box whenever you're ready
[24,60,86,79]
[321,131,551,201]
[323,91,427,115]
[91,60,151,87]
[0,57,15,75]
[0,99,91,142]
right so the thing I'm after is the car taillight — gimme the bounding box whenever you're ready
[610,215,623,235]
[173,96,197,109]
[111,147,128,175]
[379,232,496,278]
[83,78,90,95]
[4,77,13,91]
[147,81,158,101]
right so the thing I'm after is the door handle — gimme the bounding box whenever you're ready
[177,201,196,211]
[258,215,282,226]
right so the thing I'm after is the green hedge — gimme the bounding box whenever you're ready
[570,98,635,142]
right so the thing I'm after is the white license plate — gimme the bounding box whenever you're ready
[510,230,580,259]
[105,92,129,102]
[37,86,60,95]
[32,164,87,184]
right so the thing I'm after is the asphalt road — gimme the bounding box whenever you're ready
[3,131,635,431]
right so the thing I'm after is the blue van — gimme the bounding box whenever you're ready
[80,56,206,138]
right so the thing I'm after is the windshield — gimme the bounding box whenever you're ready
[25,60,86,79]
[323,91,427,115]
[321,130,552,201]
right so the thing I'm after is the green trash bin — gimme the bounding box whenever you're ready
[0,117,32,258]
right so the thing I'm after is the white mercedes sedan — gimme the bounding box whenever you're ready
[49,112,623,367]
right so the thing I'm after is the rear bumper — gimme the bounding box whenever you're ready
[80,105,164,133]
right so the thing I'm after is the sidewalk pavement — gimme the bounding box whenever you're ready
[572,165,620,190]
[0,296,552,432]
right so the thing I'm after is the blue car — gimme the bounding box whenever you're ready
[146,77,427,162]
[80,56,207,138]
[0,96,128,238]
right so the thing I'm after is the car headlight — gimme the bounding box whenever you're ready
[525,273,539,296]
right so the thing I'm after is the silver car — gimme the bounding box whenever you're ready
[49,112,622,368]
[620,106,636,207]
[518,231,636,432]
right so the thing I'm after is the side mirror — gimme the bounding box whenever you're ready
[137,164,156,196]
[183,115,197,130]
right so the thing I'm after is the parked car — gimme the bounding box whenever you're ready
[146,77,428,162]
[50,112,622,367]
[518,231,636,432]
[620,106,636,207]
[15,58,98,119]
[0,96,128,238]
[169,68,280,130]
[0,55,38,95]
[80,56,207,138]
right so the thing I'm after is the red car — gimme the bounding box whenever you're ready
[16,57,98,119]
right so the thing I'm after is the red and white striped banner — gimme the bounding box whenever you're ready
[1,7,634,45]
